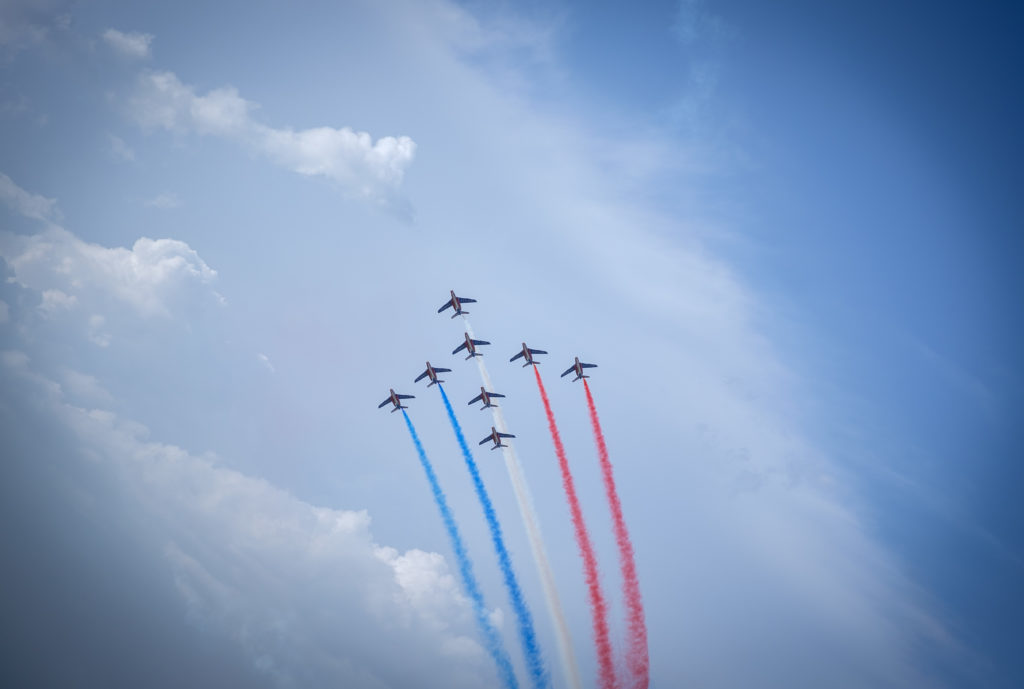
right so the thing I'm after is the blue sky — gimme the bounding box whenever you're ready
[1,1,1020,687]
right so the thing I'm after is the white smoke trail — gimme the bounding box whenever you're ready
[464,317,582,689]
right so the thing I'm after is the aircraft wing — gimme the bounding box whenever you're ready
[434,367,452,373]
[414,370,429,383]
[438,301,453,313]
[378,398,391,408]
[528,348,547,355]
[581,363,597,369]
[397,394,415,399]
[497,432,516,439]
[459,297,477,304]
[468,393,483,405]
[510,351,524,362]
[478,436,491,446]
[452,341,468,354]
[471,338,490,346]
[560,366,575,377]
[489,392,505,398]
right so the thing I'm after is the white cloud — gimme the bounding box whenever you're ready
[129,71,416,205]
[145,191,181,209]
[38,287,77,316]
[86,314,111,347]
[102,28,153,59]
[0,225,218,319]
[0,171,60,223]
[108,133,136,161]
[60,368,113,404]
[0,354,501,689]
[257,353,275,373]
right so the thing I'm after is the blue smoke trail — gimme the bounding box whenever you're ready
[401,410,519,689]
[438,385,550,689]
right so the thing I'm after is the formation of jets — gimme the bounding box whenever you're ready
[380,290,597,449]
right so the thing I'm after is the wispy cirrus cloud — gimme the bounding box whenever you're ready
[0,172,60,223]
[102,28,153,59]
[129,70,416,208]
[144,191,181,209]
[108,133,136,161]
[0,0,71,50]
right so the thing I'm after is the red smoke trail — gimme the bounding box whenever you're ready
[533,366,618,689]
[583,380,649,689]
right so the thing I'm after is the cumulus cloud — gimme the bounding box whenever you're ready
[129,71,416,205]
[0,225,219,320]
[0,354,500,689]
[0,172,60,223]
[38,287,77,316]
[102,28,153,59]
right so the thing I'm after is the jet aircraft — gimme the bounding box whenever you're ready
[561,356,598,382]
[453,332,490,359]
[479,426,516,450]
[414,361,452,387]
[378,388,415,412]
[437,290,477,318]
[468,386,505,410]
[510,342,547,367]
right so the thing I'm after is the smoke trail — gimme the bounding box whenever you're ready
[582,381,649,689]
[463,317,583,689]
[532,368,618,689]
[437,385,550,689]
[400,410,520,689]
